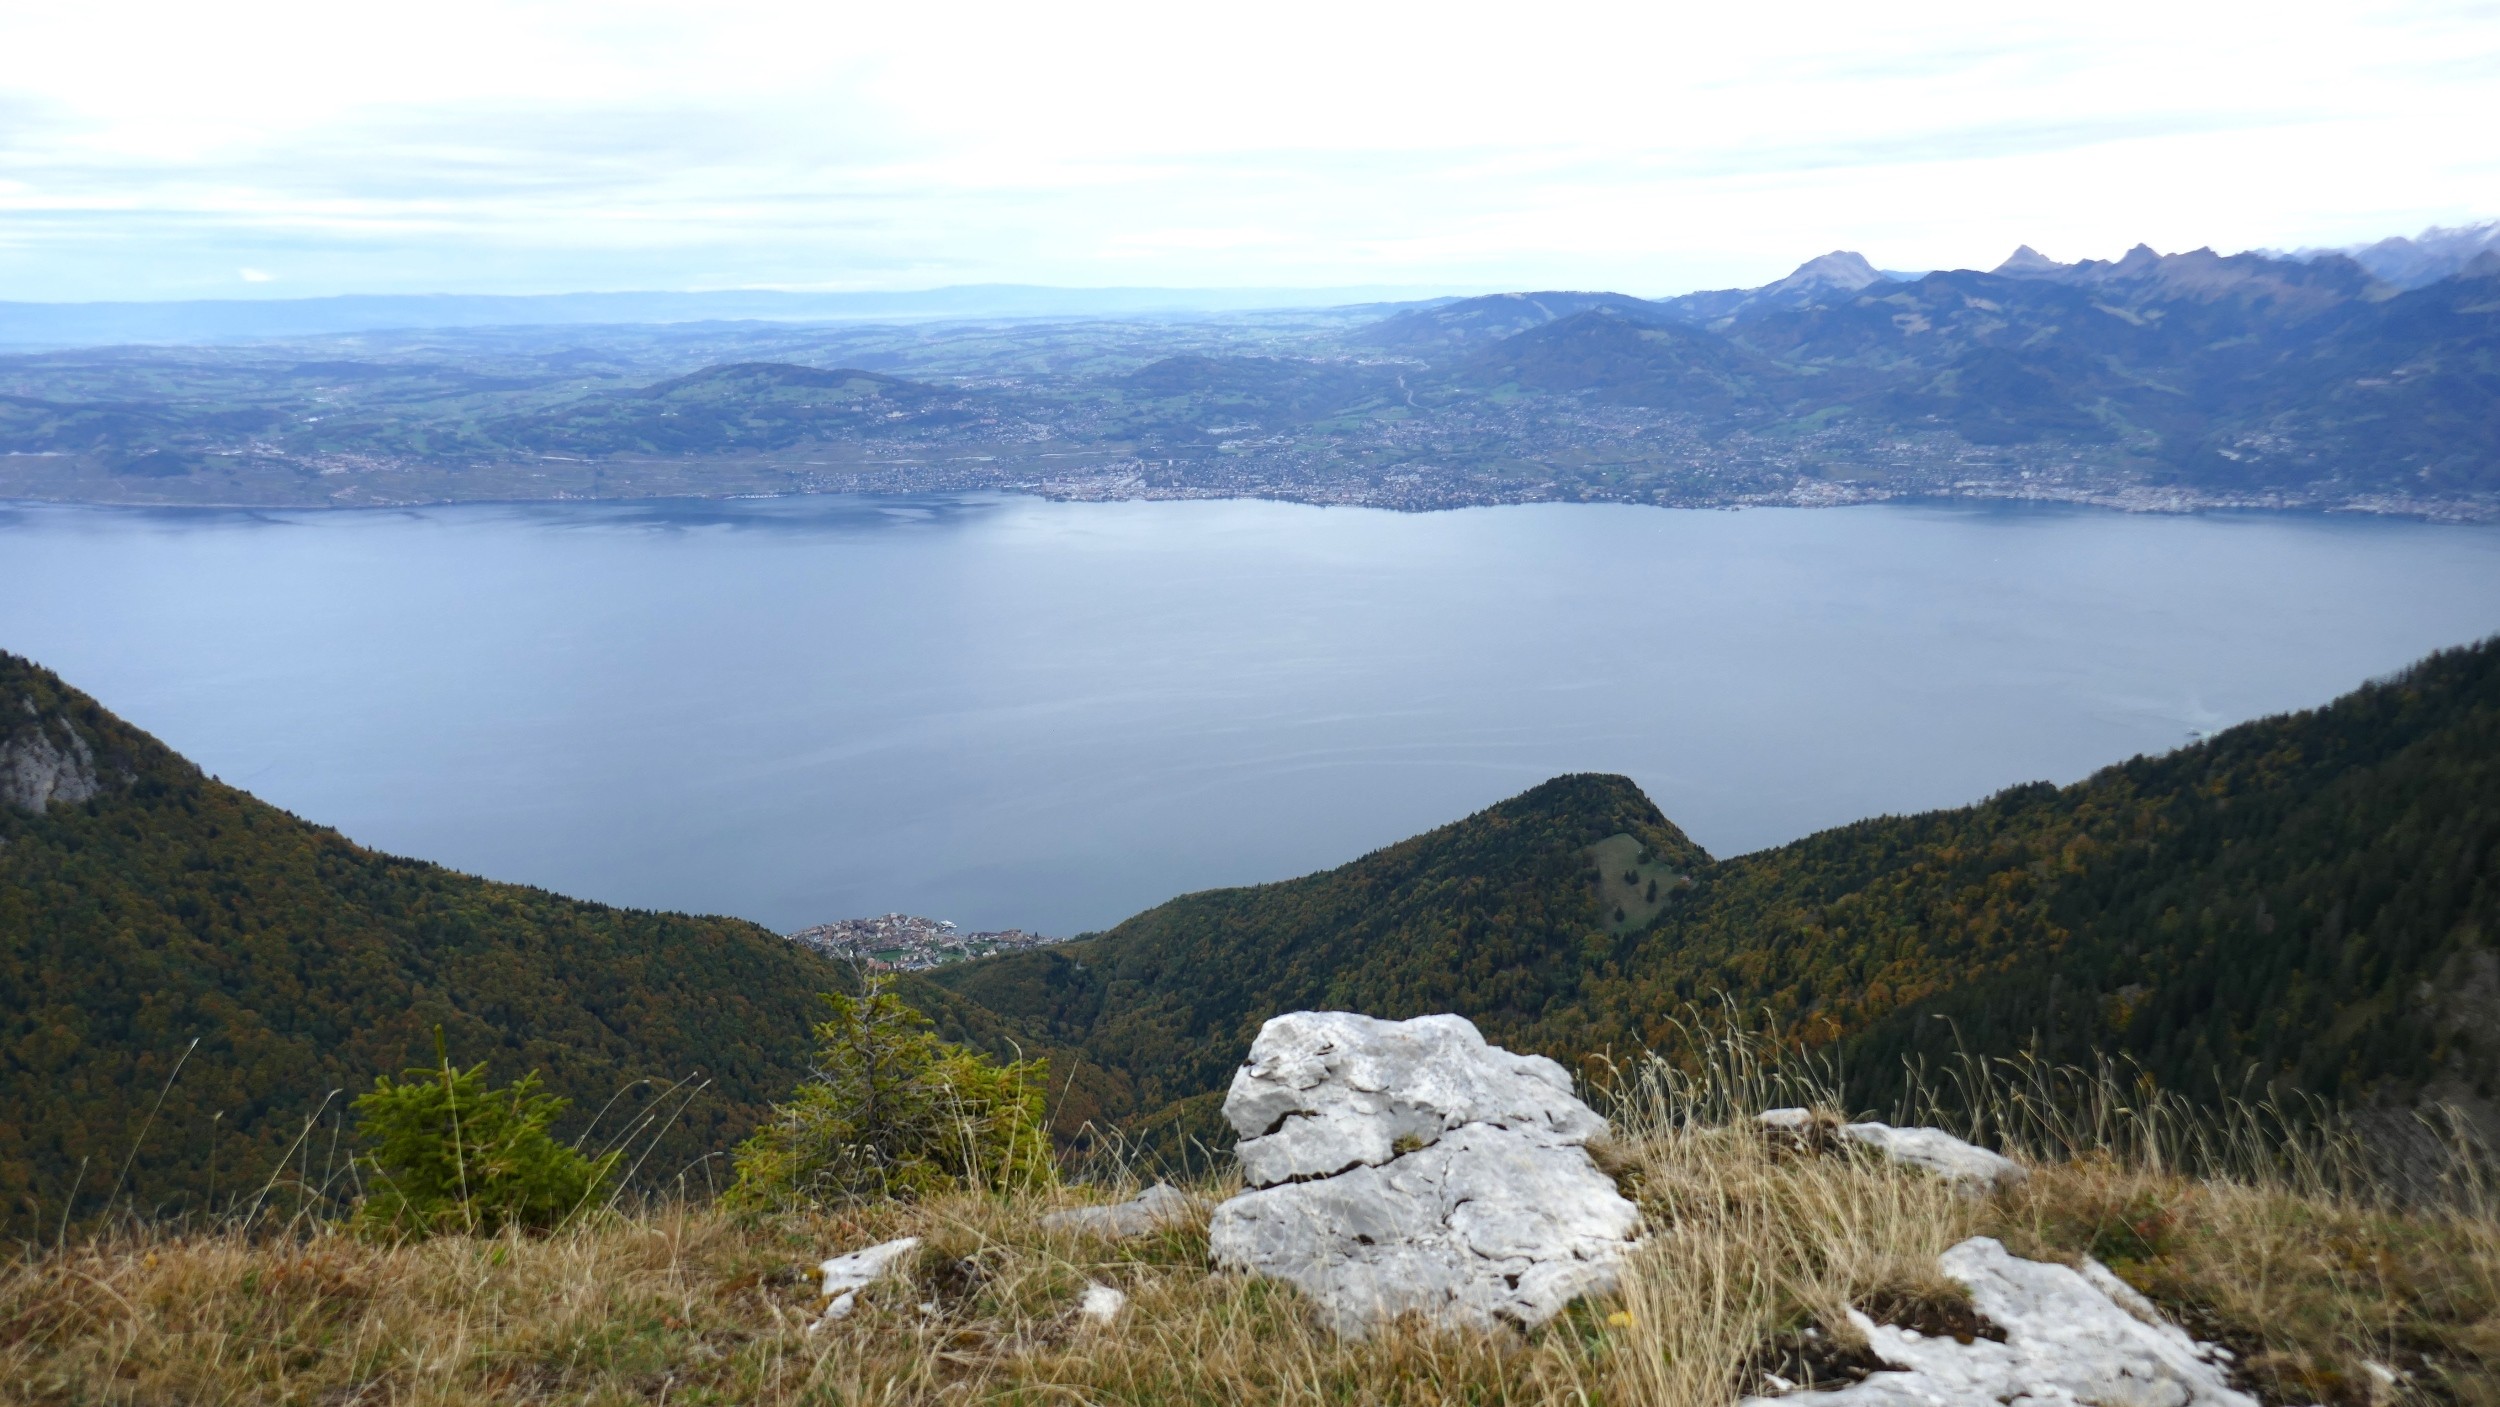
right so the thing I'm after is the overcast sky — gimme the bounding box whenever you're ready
[1,0,2495,302]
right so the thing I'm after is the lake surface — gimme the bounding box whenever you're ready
[6,494,2499,935]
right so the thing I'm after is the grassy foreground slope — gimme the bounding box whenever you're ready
[8,1057,2492,1406]
[0,651,876,1227]
[934,638,2500,1134]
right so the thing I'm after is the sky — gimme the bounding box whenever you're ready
[0,0,2496,302]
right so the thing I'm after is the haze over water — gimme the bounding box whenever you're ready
[6,494,2498,936]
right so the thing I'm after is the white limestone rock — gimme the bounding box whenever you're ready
[1225,1011,1607,1188]
[813,1236,920,1324]
[1040,1182,1202,1239]
[1208,1012,1640,1335]
[1742,1236,2255,1407]
[1077,1282,1128,1324]
[1757,1109,2026,1192]
[1840,1120,2028,1193]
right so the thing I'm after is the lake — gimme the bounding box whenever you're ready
[6,494,2499,935]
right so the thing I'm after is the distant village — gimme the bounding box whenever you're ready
[786,912,1062,971]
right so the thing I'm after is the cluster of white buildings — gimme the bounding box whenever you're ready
[786,912,1059,970]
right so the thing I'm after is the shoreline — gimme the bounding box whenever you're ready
[4,478,2496,525]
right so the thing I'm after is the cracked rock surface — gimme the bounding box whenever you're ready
[1744,1236,2255,1407]
[1208,1012,1640,1334]
[1,710,101,816]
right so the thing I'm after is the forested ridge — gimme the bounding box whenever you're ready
[933,638,2500,1137]
[926,775,1705,1135]
[0,650,885,1229]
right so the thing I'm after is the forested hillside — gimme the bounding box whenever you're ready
[933,638,2500,1138]
[928,775,1705,1137]
[0,652,878,1228]
[9,636,2495,1220]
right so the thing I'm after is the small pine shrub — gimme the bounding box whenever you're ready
[351,1046,620,1239]
[727,978,1052,1209]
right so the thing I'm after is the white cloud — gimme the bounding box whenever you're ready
[0,0,2495,299]
[237,267,273,282]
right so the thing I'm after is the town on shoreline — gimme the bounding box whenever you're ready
[787,912,1062,971]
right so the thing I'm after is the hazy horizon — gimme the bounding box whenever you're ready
[0,280,1476,310]
[0,217,2486,316]
[5,1,2496,303]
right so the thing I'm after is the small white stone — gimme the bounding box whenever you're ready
[1041,1183,1203,1239]
[1839,1121,2028,1193]
[813,1236,921,1324]
[1078,1282,1128,1324]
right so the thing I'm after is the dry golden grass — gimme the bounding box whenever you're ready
[0,1186,1608,1406]
[5,1050,2494,1405]
[1999,1161,2500,1407]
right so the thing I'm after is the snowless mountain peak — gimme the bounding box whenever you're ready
[1993,244,2067,276]
[2111,243,2165,275]
[2333,220,2500,288]
[1769,250,1886,294]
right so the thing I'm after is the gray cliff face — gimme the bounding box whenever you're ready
[2,697,104,814]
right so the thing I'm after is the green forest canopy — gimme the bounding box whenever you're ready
[0,649,876,1229]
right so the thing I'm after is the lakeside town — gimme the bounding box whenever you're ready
[786,912,1063,971]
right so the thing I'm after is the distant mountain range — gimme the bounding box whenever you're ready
[5,222,2484,347]
[2301,221,2500,289]
[1322,239,2500,502]
[1,221,2493,517]
[8,636,2494,1216]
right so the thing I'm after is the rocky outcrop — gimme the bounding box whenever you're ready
[1041,1182,1202,1239]
[1745,1236,2254,1407]
[1207,1012,1641,1335]
[1759,1109,2027,1194]
[1,704,102,815]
